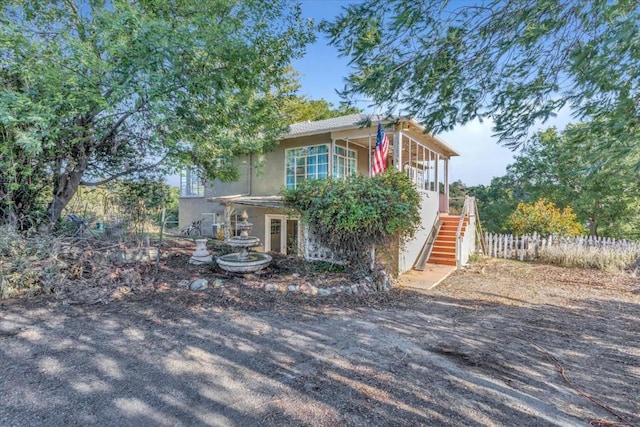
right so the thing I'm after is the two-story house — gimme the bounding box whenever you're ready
[179,114,475,274]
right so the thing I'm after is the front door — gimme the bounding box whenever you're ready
[265,215,301,255]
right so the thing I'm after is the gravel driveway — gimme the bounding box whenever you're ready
[1,258,638,426]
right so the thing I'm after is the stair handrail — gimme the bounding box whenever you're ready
[455,196,471,268]
[473,197,487,255]
[414,214,443,271]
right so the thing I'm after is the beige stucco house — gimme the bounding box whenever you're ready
[179,114,475,274]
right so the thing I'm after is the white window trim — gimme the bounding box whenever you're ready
[180,168,205,198]
[333,144,358,178]
[284,144,359,189]
[265,214,303,255]
[284,144,330,189]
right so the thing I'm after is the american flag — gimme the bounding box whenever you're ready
[372,122,389,175]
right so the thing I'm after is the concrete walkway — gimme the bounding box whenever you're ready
[398,263,456,292]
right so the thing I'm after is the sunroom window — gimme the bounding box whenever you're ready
[285,144,358,189]
[333,145,357,179]
[285,145,329,189]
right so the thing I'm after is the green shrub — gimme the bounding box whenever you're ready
[282,171,421,267]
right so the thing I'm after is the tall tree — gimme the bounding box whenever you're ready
[468,175,520,234]
[283,96,361,124]
[324,1,640,157]
[0,0,314,228]
[506,125,640,238]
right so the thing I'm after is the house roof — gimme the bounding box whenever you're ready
[284,114,369,138]
[283,113,460,157]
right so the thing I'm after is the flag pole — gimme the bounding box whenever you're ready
[368,133,372,177]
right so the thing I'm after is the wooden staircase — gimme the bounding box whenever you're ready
[427,215,467,266]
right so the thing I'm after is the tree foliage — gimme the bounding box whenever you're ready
[0,0,314,228]
[506,198,585,237]
[283,96,361,124]
[469,123,640,238]
[324,0,640,157]
[282,172,421,267]
[505,125,640,238]
[279,69,361,124]
[468,176,520,234]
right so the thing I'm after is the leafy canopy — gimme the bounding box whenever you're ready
[506,125,640,238]
[282,172,421,267]
[324,0,640,155]
[0,0,314,227]
[506,198,585,237]
[469,123,640,238]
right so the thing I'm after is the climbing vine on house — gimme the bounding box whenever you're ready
[282,172,421,267]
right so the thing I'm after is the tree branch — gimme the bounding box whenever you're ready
[80,154,170,186]
[98,97,148,150]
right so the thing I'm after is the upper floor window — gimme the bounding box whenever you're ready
[285,145,329,189]
[333,145,357,179]
[285,144,358,189]
[180,168,204,197]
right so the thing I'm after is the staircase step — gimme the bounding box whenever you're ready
[430,251,456,259]
[432,245,455,254]
[433,237,456,247]
[428,256,457,266]
[437,231,463,238]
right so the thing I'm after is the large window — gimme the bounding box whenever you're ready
[333,145,357,179]
[285,145,329,189]
[285,144,358,189]
[180,168,204,197]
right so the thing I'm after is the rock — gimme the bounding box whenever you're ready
[292,273,300,278]
[307,285,318,296]
[318,288,331,296]
[189,279,208,291]
[177,280,190,288]
[212,278,225,288]
[342,286,352,295]
[299,284,308,292]
[265,283,277,292]
[288,285,299,292]
[351,284,359,294]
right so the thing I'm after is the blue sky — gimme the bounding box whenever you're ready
[293,0,572,186]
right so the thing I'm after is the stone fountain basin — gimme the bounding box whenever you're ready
[226,237,260,248]
[216,252,272,273]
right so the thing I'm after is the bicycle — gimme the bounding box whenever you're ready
[180,218,203,236]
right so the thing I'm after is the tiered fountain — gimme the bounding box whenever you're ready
[216,210,272,273]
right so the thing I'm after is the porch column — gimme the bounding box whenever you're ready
[444,158,450,214]
[394,130,402,172]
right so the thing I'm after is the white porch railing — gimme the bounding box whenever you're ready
[455,196,477,268]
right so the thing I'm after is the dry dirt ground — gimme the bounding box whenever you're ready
[1,240,639,426]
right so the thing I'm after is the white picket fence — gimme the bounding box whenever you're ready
[483,232,640,261]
